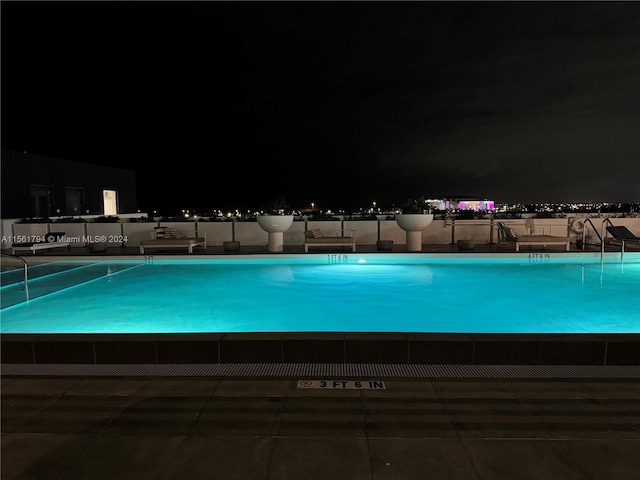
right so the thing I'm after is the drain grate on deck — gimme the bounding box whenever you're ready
[2,363,640,379]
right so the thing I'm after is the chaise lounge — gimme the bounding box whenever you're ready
[304,229,356,252]
[139,226,206,254]
[12,231,71,255]
[497,222,570,252]
[605,225,640,249]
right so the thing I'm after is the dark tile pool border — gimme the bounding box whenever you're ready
[2,333,639,366]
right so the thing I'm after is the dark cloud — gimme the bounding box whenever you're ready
[2,2,638,212]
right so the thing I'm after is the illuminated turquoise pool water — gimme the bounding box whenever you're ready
[1,254,639,334]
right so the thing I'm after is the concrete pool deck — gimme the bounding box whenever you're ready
[2,375,640,479]
[2,243,639,478]
[4,240,638,257]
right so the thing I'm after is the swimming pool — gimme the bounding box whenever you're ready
[2,253,639,334]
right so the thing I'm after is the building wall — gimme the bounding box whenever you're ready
[1,150,137,218]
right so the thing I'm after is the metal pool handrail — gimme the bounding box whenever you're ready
[581,218,602,250]
[601,217,628,263]
[0,252,29,301]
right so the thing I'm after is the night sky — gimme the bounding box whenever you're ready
[2,1,639,214]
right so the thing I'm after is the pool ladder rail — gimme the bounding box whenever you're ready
[0,253,29,301]
[580,217,634,263]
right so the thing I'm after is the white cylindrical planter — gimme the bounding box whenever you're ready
[256,215,294,252]
[395,214,434,252]
[405,230,423,252]
[267,231,284,252]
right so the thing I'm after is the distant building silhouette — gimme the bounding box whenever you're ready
[1,150,137,219]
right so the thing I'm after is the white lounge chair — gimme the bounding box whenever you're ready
[304,229,356,252]
[497,222,569,252]
[11,231,71,254]
[139,226,206,254]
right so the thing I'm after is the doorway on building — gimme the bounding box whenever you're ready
[65,187,84,215]
[103,190,117,215]
[30,185,53,218]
